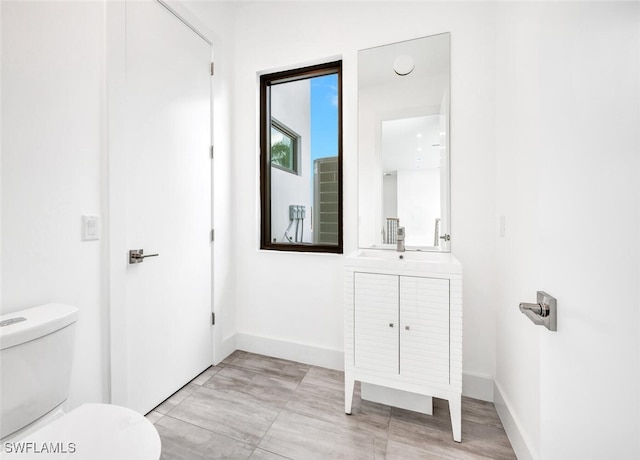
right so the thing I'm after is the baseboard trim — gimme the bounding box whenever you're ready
[494,380,537,460]
[235,333,344,370]
[214,335,238,365]
[463,371,494,402]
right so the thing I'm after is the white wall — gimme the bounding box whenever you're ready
[494,5,543,455]
[187,1,498,390]
[357,83,384,247]
[1,1,108,408]
[495,3,640,459]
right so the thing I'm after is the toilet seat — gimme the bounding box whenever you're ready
[12,404,160,460]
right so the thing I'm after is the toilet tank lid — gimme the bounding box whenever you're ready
[0,303,79,350]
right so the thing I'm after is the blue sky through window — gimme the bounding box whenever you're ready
[310,74,338,170]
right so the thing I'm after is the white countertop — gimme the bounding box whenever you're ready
[345,249,462,275]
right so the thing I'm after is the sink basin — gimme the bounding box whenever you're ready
[345,249,462,274]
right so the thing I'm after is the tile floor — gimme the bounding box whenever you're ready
[146,351,516,460]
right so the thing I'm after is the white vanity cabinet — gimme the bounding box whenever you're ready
[344,252,462,442]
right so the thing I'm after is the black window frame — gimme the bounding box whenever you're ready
[259,60,343,254]
[270,118,300,175]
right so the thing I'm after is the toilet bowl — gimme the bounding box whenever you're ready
[0,304,161,459]
[4,404,160,460]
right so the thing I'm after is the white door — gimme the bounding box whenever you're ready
[495,5,639,458]
[121,0,212,415]
[534,15,639,457]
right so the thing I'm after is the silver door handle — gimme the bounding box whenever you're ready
[129,249,159,264]
[519,302,548,317]
[519,291,557,331]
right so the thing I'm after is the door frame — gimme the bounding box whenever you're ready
[105,0,216,409]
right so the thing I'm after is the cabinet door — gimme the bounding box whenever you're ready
[400,276,450,385]
[354,272,399,375]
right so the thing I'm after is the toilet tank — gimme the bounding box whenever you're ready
[0,304,79,440]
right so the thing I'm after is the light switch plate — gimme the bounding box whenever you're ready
[82,215,100,241]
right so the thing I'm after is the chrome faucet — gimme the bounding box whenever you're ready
[396,226,405,252]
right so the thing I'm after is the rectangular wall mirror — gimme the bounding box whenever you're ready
[358,33,450,252]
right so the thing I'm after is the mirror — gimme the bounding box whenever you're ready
[358,33,450,251]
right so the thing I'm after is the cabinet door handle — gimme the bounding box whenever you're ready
[405,325,411,331]
[389,323,394,328]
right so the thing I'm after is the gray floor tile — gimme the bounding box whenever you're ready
[219,350,247,366]
[300,366,344,392]
[155,415,254,460]
[460,396,505,429]
[145,410,163,424]
[243,373,300,409]
[202,365,259,392]
[168,385,280,446]
[203,363,300,409]
[248,448,292,460]
[390,405,516,460]
[286,381,391,440]
[155,383,199,415]
[258,410,378,460]
[189,365,222,386]
[449,421,516,460]
[229,353,310,380]
[389,415,453,448]
[152,352,516,460]
[386,439,450,460]
[373,437,387,460]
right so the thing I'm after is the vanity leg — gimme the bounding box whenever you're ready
[345,372,355,414]
[449,393,462,442]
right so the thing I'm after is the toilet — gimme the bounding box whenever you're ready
[0,303,161,459]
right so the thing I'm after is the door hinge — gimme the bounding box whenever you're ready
[210,146,214,159]
[211,312,215,325]
[210,229,215,242]
[210,62,215,76]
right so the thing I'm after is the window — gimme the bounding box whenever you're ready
[270,119,299,174]
[259,61,343,253]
